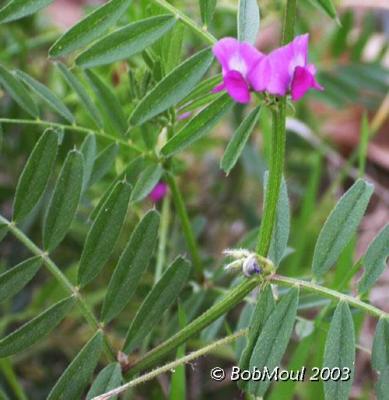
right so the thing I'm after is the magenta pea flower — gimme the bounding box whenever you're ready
[250,34,323,101]
[212,37,265,104]
[149,182,167,203]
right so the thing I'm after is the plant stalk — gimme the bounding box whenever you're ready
[0,216,115,361]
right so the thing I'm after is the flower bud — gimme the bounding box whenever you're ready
[242,255,261,277]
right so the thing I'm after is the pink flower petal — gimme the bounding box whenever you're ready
[224,70,251,104]
[291,65,323,101]
[248,56,271,92]
[213,37,241,75]
[212,82,226,93]
[149,182,168,203]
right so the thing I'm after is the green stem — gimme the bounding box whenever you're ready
[0,216,115,361]
[256,0,296,256]
[270,274,388,319]
[256,102,286,256]
[154,194,171,283]
[102,330,246,400]
[151,0,217,45]
[166,173,204,282]
[0,118,146,156]
[0,359,28,400]
[126,277,259,377]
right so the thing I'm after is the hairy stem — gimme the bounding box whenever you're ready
[126,277,259,377]
[151,0,217,45]
[270,274,388,319]
[166,173,204,282]
[0,216,115,361]
[0,118,146,156]
[95,330,246,400]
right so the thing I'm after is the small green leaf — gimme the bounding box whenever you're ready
[130,48,214,126]
[162,93,233,157]
[130,164,163,202]
[268,175,290,266]
[85,70,127,136]
[123,257,191,352]
[376,366,389,400]
[312,179,374,279]
[238,285,275,379]
[0,0,53,23]
[13,129,59,222]
[199,0,217,27]
[358,224,389,295]
[80,134,97,191]
[101,210,160,322]
[0,64,38,117]
[56,63,103,128]
[0,296,75,357]
[89,157,147,220]
[49,0,132,57]
[372,318,389,373]
[0,256,42,303]
[247,288,298,397]
[323,302,355,400]
[235,302,254,360]
[86,362,122,400]
[16,70,74,123]
[89,143,118,187]
[48,331,103,400]
[78,181,131,287]
[312,0,338,20]
[221,105,260,174]
[238,0,260,44]
[76,15,176,68]
[0,221,8,243]
[43,150,84,252]
[162,23,185,73]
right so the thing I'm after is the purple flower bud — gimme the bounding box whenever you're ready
[242,256,261,277]
[149,182,167,203]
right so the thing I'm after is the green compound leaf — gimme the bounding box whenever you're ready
[102,210,160,323]
[78,181,131,287]
[199,0,217,27]
[48,331,103,400]
[56,63,103,129]
[312,179,373,279]
[238,285,275,391]
[15,70,74,123]
[76,15,176,68]
[43,150,84,252]
[238,0,260,45]
[130,164,163,202]
[85,70,127,136]
[0,256,42,303]
[89,143,119,187]
[86,362,122,400]
[130,47,214,126]
[221,105,260,174]
[49,0,132,57]
[247,288,298,397]
[0,64,38,117]
[123,257,191,353]
[90,157,147,221]
[358,224,389,295]
[13,129,59,222]
[313,0,338,20]
[372,318,389,373]
[80,134,97,192]
[268,175,290,267]
[0,0,53,24]
[0,296,76,357]
[376,366,389,400]
[323,302,355,400]
[162,93,233,157]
